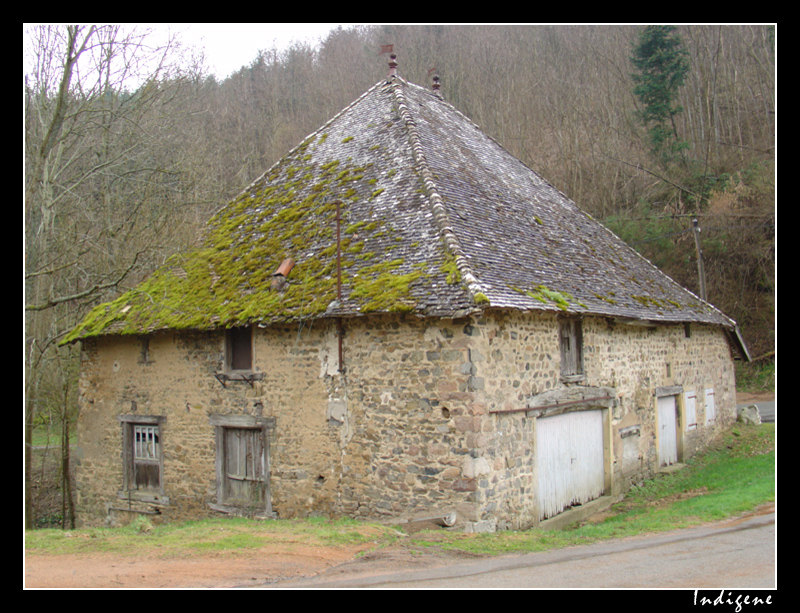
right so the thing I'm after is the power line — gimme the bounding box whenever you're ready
[627,221,774,246]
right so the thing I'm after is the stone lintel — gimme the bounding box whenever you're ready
[524,385,616,418]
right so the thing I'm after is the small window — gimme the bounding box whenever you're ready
[559,317,584,379]
[134,425,159,462]
[226,326,253,372]
[118,415,166,501]
[138,337,152,364]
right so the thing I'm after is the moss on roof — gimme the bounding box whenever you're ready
[62,81,475,344]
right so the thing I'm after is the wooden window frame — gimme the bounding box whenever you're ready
[117,414,168,504]
[225,326,253,373]
[559,317,585,382]
[138,336,153,364]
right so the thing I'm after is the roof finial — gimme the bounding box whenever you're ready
[432,75,442,98]
[427,66,442,99]
[379,45,397,78]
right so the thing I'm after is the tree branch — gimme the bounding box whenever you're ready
[25,252,141,312]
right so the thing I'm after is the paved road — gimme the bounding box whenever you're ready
[739,401,775,423]
[274,508,775,589]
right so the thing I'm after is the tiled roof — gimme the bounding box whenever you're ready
[63,69,738,344]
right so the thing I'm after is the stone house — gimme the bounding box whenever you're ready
[63,57,749,531]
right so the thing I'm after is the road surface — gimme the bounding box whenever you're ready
[740,401,775,423]
[272,506,775,589]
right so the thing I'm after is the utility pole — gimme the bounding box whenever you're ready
[692,218,707,302]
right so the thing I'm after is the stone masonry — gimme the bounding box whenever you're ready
[74,309,736,530]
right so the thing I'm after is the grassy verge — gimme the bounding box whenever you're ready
[25,515,399,558]
[26,423,774,559]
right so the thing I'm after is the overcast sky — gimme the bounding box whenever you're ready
[166,23,349,79]
[24,23,354,86]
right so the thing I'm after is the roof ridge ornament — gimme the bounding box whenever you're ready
[380,45,398,79]
[427,66,442,99]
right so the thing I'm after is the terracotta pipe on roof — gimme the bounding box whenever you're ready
[388,52,398,77]
[274,258,295,278]
[270,258,295,290]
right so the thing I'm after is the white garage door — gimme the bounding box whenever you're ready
[536,410,605,520]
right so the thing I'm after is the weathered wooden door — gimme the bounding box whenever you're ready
[657,395,679,466]
[536,410,605,521]
[223,428,267,506]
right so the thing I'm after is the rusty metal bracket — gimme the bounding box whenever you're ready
[213,372,261,388]
[213,373,229,388]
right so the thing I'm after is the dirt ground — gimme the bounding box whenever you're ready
[735,390,774,405]
[24,391,775,589]
[24,524,486,588]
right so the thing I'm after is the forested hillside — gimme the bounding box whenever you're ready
[24,24,774,527]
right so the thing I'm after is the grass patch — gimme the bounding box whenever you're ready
[31,424,76,448]
[25,515,398,559]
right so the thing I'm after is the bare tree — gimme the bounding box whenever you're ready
[24,24,206,528]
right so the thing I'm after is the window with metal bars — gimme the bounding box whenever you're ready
[118,415,166,500]
[134,425,159,460]
[131,424,161,491]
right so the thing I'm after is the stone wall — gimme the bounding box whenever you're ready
[73,309,737,530]
[74,315,482,527]
[460,310,737,530]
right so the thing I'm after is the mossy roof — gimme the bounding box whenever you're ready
[62,72,739,345]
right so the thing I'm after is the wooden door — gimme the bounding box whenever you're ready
[536,410,605,520]
[223,428,266,505]
[657,395,679,466]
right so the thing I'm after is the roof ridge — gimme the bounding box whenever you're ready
[387,76,486,303]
